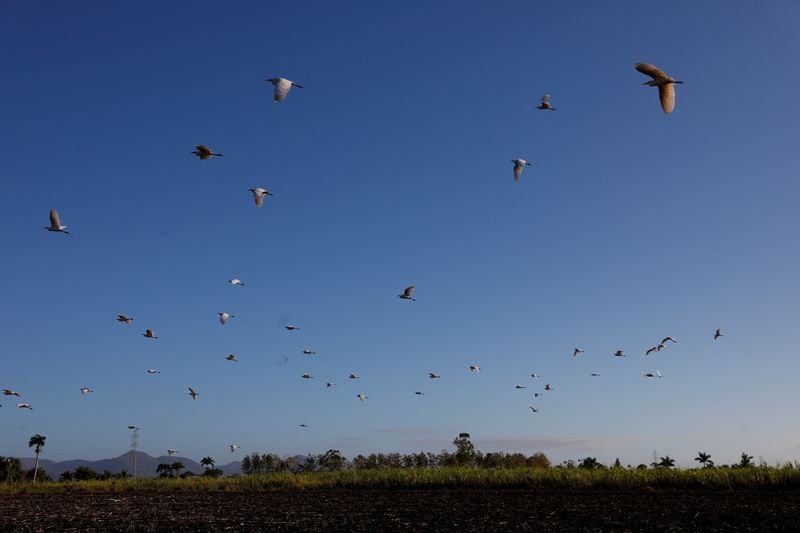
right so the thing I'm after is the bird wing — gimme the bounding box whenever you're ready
[658,83,675,113]
[513,163,522,182]
[195,145,211,155]
[541,94,550,105]
[188,387,196,394]
[635,63,669,80]
[404,286,415,298]
[254,193,264,207]
[50,209,61,228]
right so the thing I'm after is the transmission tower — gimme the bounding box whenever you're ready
[130,427,140,478]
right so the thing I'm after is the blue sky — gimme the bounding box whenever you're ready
[2,0,800,468]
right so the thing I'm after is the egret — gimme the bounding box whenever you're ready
[191,145,223,159]
[511,159,531,182]
[266,77,303,102]
[536,94,556,111]
[44,209,69,234]
[634,63,683,114]
[398,286,416,301]
[249,187,273,207]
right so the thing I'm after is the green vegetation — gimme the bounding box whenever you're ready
[4,465,800,494]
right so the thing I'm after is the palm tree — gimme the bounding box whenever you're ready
[27,434,46,482]
[200,456,215,470]
[171,461,185,477]
[657,456,676,468]
[695,452,713,468]
[156,463,172,478]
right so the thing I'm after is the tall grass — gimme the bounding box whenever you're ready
[3,466,800,494]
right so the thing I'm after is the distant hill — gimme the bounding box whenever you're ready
[18,451,241,478]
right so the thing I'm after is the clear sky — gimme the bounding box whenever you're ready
[1,0,799,468]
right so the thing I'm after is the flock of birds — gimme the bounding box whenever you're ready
[5,63,717,458]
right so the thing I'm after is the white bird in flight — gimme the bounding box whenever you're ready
[635,63,683,114]
[511,159,531,182]
[44,208,69,234]
[188,387,198,401]
[146,369,160,374]
[536,94,556,111]
[249,187,274,208]
[116,315,133,325]
[398,286,416,302]
[357,393,368,401]
[661,337,677,345]
[266,77,303,102]
[191,145,223,159]
[218,312,234,325]
[142,329,158,339]
[469,365,480,372]
[228,278,245,286]
[230,444,240,453]
[80,387,94,395]
[17,403,33,409]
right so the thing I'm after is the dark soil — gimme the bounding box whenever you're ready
[2,488,799,531]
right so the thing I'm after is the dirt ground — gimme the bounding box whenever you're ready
[2,488,799,531]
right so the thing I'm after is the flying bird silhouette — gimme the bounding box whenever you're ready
[469,365,480,372]
[146,369,161,374]
[80,387,94,395]
[116,315,133,325]
[357,393,368,401]
[635,63,683,113]
[225,354,239,362]
[428,372,441,379]
[142,329,158,339]
[573,348,584,357]
[661,337,677,345]
[714,328,723,340]
[218,312,234,325]
[230,444,240,453]
[302,373,314,379]
[188,387,198,401]
[285,325,301,331]
[17,403,33,409]
[2,389,21,397]
[191,145,223,159]
[228,278,245,286]
[614,350,625,357]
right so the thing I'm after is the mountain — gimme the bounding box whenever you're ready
[18,451,241,478]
